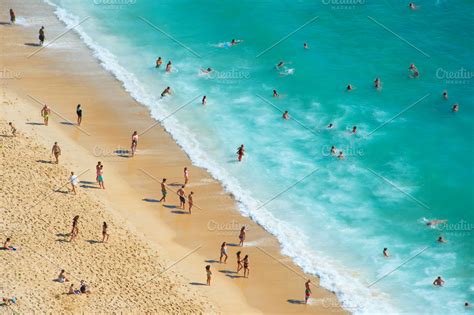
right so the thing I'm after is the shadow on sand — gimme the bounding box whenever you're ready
[24,42,41,47]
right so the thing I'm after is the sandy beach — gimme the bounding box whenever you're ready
[0,0,345,313]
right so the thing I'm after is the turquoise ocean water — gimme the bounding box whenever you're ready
[40,1,473,313]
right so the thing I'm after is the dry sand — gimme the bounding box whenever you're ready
[0,0,346,313]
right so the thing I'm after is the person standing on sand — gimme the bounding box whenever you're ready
[177,185,186,210]
[184,167,189,185]
[130,131,138,157]
[102,222,109,243]
[159,178,167,202]
[51,142,61,164]
[236,251,243,273]
[70,215,79,242]
[96,161,102,184]
[188,191,194,214]
[8,122,16,136]
[70,172,79,195]
[305,280,312,304]
[243,255,250,278]
[155,57,162,68]
[237,144,245,162]
[41,104,50,126]
[239,226,246,246]
[220,242,228,263]
[9,9,15,24]
[98,165,105,189]
[39,26,45,46]
[76,104,82,126]
[206,265,212,286]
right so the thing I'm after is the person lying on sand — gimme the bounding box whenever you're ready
[68,284,81,295]
[2,297,17,306]
[2,238,17,251]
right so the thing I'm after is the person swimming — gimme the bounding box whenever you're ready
[437,236,447,243]
[409,64,419,77]
[374,77,381,89]
[230,39,242,46]
[330,146,336,155]
[165,60,172,73]
[346,84,353,91]
[155,57,162,68]
[202,95,207,105]
[273,89,279,97]
[327,123,333,129]
[443,91,448,100]
[338,151,344,159]
[352,126,357,134]
[383,248,389,257]
[161,86,172,97]
[304,43,309,49]
[452,104,459,112]
[433,276,445,286]
[426,219,447,227]
[409,3,417,10]
[201,67,212,74]
[276,61,285,69]
[282,111,289,120]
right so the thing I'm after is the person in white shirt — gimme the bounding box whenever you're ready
[70,172,79,195]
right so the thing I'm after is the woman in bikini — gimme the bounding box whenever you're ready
[70,215,79,242]
[236,251,243,273]
[102,222,109,243]
[131,131,138,157]
[238,226,246,246]
[219,242,228,264]
[243,255,250,278]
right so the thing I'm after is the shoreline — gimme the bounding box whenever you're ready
[1,0,346,313]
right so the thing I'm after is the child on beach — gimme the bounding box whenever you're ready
[243,255,250,278]
[220,242,228,264]
[51,142,61,164]
[131,131,138,157]
[206,265,212,286]
[239,226,246,246]
[236,251,243,273]
[159,178,167,202]
[70,171,79,195]
[41,104,50,126]
[2,238,16,251]
[102,222,109,243]
[177,186,186,210]
[57,270,69,283]
[188,191,194,214]
[305,280,312,304]
[8,122,16,136]
[184,167,189,185]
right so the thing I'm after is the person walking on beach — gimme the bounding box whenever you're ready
[433,276,445,286]
[219,242,228,263]
[8,122,16,136]
[237,144,245,162]
[102,222,109,243]
[188,191,194,214]
[165,60,172,73]
[155,57,162,68]
[70,215,79,242]
[159,178,167,202]
[206,265,212,286]
[38,26,45,46]
[177,185,186,210]
[98,165,105,189]
[9,9,15,24]
[130,131,138,157]
[96,161,102,184]
[51,142,61,164]
[243,255,250,278]
[239,226,246,246]
[76,104,82,126]
[41,104,50,126]
[70,172,79,195]
[236,251,243,273]
[305,280,312,304]
[184,167,189,185]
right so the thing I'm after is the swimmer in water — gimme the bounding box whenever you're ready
[452,104,459,112]
[201,67,212,74]
[346,84,353,91]
[161,86,171,98]
[273,89,279,97]
[230,39,242,46]
[433,276,445,286]
[437,236,447,243]
[202,95,207,105]
[330,146,336,155]
[374,77,381,89]
[155,57,162,68]
[338,151,344,159]
[282,111,289,120]
[442,91,448,100]
[327,123,333,129]
[383,248,389,257]
[276,61,285,69]
[352,126,357,134]
[426,219,447,227]
[165,60,172,73]
[304,43,308,49]
[409,3,416,10]
[409,64,419,78]
[237,145,245,162]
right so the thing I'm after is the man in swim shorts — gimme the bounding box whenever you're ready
[177,185,186,210]
[159,178,167,202]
